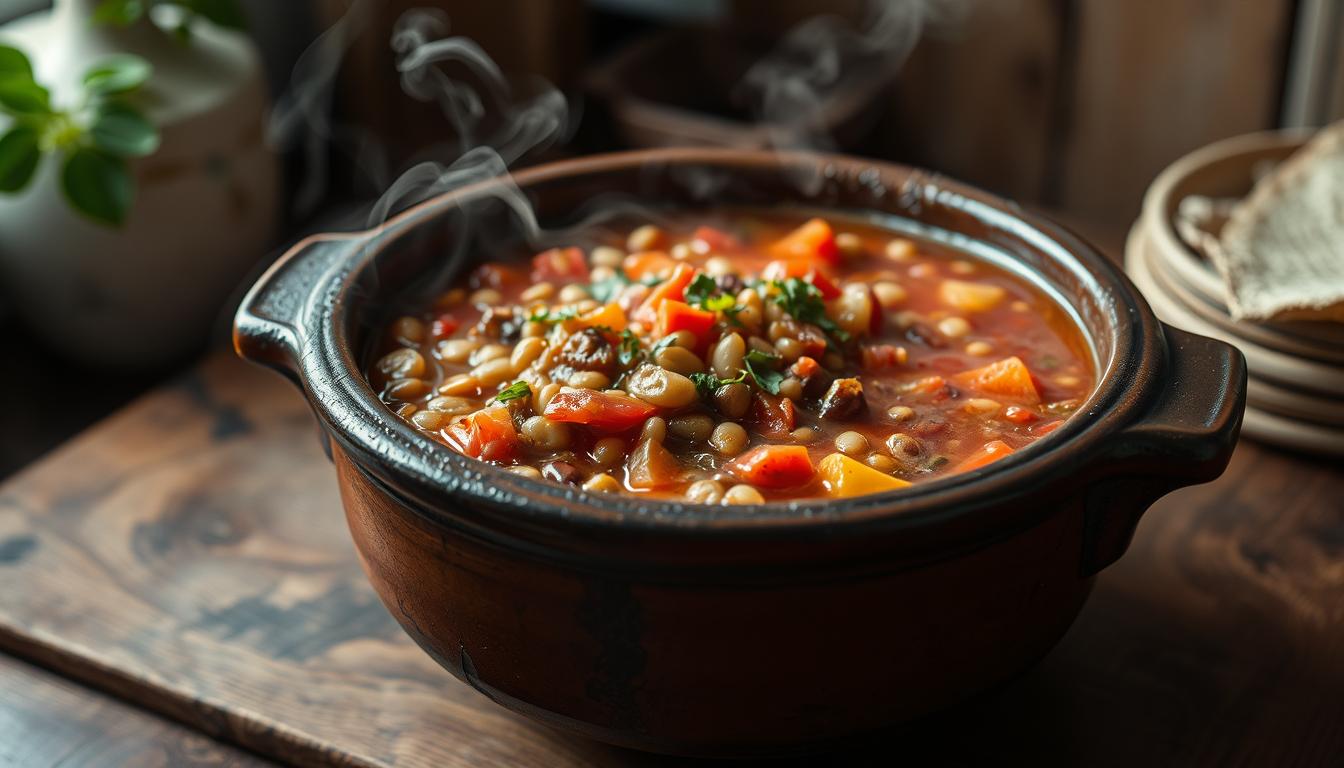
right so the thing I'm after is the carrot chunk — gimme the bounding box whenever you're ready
[817,453,911,497]
[622,251,677,281]
[768,218,840,266]
[531,247,589,284]
[633,263,696,325]
[727,445,816,489]
[656,299,716,346]
[577,302,628,332]
[950,356,1041,404]
[953,440,1014,473]
[761,259,841,298]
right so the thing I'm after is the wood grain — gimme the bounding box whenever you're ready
[0,349,1340,766]
[0,653,271,767]
[1055,0,1295,228]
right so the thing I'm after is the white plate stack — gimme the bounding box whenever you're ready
[1126,131,1344,457]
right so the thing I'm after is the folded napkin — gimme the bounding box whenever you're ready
[1214,121,1344,322]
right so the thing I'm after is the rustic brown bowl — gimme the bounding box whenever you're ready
[233,149,1245,756]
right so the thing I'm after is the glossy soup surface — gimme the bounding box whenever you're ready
[367,213,1095,504]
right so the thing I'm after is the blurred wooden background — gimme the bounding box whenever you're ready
[309,0,1309,235]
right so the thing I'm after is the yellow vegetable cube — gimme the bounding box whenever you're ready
[939,279,1006,313]
[817,453,912,498]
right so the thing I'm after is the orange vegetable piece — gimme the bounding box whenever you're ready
[692,225,742,253]
[634,263,696,325]
[954,440,1015,473]
[622,251,676,281]
[577,302,628,332]
[791,355,821,379]
[656,300,715,347]
[761,259,841,298]
[445,407,519,462]
[951,356,1041,404]
[727,445,816,489]
[768,218,840,266]
[626,438,683,489]
[530,247,589,284]
[543,390,657,432]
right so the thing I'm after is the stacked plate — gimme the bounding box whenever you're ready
[1127,130,1344,457]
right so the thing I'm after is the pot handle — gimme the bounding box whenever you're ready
[233,233,360,381]
[1079,324,1247,576]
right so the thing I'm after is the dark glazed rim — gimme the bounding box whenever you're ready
[280,149,1163,542]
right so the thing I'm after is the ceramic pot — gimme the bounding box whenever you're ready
[235,149,1245,756]
[0,0,278,367]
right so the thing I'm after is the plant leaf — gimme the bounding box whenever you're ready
[743,349,785,395]
[92,0,146,26]
[0,45,34,83]
[61,148,132,227]
[0,126,40,192]
[90,101,160,157]
[0,80,51,116]
[83,54,152,96]
[182,0,248,30]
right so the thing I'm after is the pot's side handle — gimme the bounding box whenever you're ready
[1079,324,1247,576]
[233,233,359,381]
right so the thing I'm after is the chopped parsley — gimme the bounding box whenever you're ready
[492,380,532,403]
[588,270,632,303]
[618,329,643,366]
[768,277,850,343]
[684,273,744,324]
[689,369,747,398]
[743,348,785,395]
[528,307,580,324]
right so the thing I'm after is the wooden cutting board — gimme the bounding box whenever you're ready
[1,351,1341,767]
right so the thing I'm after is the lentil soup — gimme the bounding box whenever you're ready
[366,213,1095,504]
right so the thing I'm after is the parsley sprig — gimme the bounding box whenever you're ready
[689,369,747,398]
[768,277,850,343]
[684,273,743,324]
[743,349,785,395]
[491,380,532,404]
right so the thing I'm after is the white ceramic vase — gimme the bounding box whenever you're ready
[0,0,278,367]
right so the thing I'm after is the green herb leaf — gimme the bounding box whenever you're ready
[618,329,643,366]
[83,55,152,96]
[744,349,785,395]
[0,80,50,117]
[588,270,632,304]
[92,0,146,26]
[90,101,160,157]
[769,277,850,343]
[182,0,248,30]
[492,380,532,404]
[0,126,41,193]
[0,45,35,83]
[689,369,748,399]
[528,307,580,324]
[684,273,717,306]
[60,147,132,227]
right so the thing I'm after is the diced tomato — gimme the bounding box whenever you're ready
[656,300,716,348]
[633,263,697,325]
[577,302,628,332]
[750,392,796,438]
[1034,420,1064,436]
[761,259,840,298]
[445,407,519,462]
[727,445,815,489]
[904,375,946,396]
[953,440,1014,473]
[791,356,821,379]
[543,389,658,432]
[1003,405,1038,425]
[622,251,677,281]
[530,247,589,284]
[430,314,459,339]
[860,344,904,370]
[692,226,742,253]
[950,356,1041,404]
[768,218,840,266]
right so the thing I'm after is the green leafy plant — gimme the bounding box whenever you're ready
[93,0,247,43]
[0,45,159,227]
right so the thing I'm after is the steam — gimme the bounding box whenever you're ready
[737,0,970,190]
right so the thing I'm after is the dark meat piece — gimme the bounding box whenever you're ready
[905,322,947,349]
[818,377,866,420]
[470,307,522,343]
[555,328,616,377]
[715,273,742,295]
